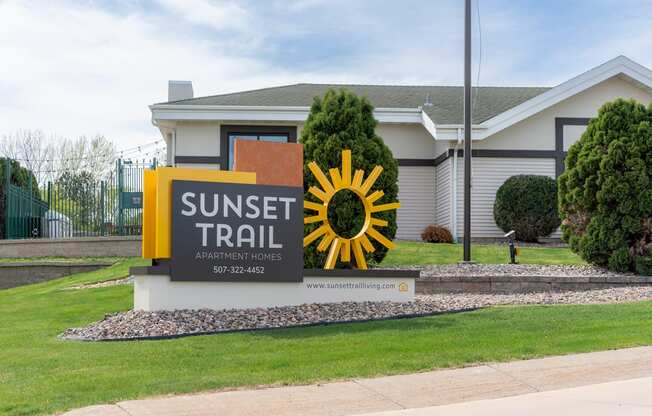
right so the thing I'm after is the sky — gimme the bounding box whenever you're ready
[1,0,651,154]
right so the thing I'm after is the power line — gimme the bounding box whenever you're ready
[4,140,165,163]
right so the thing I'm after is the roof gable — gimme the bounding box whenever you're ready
[476,56,652,138]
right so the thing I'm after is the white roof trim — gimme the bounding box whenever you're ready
[150,104,423,124]
[476,56,652,139]
[420,111,438,140]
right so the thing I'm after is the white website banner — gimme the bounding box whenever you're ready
[135,275,415,311]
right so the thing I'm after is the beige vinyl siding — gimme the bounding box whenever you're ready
[435,158,452,232]
[453,157,559,239]
[396,166,436,240]
[175,163,220,170]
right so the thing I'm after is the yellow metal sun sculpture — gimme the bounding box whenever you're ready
[303,149,400,269]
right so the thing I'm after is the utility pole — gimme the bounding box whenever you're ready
[463,0,473,262]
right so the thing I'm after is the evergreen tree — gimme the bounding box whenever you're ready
[301,89,399,268]
[558,98,652,271]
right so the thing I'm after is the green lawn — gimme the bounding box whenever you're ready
[1,256,650,415]
[0,256,123,264]
[381,241,585,266]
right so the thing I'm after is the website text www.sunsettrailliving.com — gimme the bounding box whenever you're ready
[305,281,396,291]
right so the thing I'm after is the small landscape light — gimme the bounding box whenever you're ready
[504,230,518,264]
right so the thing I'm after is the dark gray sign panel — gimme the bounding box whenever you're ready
[171,180,304,282]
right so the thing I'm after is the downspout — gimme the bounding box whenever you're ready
[172,129,177,167]
[451,128,463,242]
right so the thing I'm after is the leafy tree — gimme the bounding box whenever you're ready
[493,175,560,242]
[55,171,99,231]
[301,89,399,268]
[558,99,652,272]
[0,130,56,185]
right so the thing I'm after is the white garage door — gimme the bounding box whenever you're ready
[396,165,436,240]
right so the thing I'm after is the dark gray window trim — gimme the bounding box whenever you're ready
[555,117,591,177]
[396,159,436,167]
[220,125,297,170]
[433,148,562,168]
[174,156,221,164]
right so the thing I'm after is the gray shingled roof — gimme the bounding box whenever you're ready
[158,83,551,124]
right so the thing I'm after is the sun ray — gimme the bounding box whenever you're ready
[329,168,342,189]
[325,238,342,269]
[352,239,367,269]
[365,190,384,204]
[317,232,335,251]
[360,165,383,195]
[370,217,388,227]
[308,162,335,195]
[370,202,401,213]
[304,215,324,224]
[359,233,375,253]
[303,224,329,246]
[304,200,325,212]
[352,169,364,189]
[366,227,396,249]
[308,186,329,202]
[341,149,351,186]
[340,239,351,262]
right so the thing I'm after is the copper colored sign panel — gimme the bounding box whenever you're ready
[234,140,303,187]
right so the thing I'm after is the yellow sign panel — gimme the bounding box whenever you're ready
[142,167,256,259]
[303,149,400,270]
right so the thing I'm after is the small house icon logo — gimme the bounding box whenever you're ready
[398,282,408,292]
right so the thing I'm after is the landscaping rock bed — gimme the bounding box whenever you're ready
[395,264,636,278]
[61,286,652,341]
[65,277,133,290]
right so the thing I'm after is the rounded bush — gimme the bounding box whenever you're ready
[421,224,453,244]
[635,255,652,276]
[493,175,560,242]
[558,98,652,272]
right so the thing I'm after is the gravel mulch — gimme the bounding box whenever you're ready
[386,264,636,278]
[65,277,133,290]
[61,286,652,341]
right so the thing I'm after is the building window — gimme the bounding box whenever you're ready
[228,133,289,169]
[221,125,297,170]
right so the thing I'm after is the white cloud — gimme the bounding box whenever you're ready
[0,1,303,149]
[155,0,249,31]
[0,0,651,154]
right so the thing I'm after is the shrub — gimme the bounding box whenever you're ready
[558,99,652,272]
[635,256,652,276]
[493,175,560,242]
[421,224,453,244]
[301,89,399,268]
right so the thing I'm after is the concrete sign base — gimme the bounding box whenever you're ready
[132,268,418,311]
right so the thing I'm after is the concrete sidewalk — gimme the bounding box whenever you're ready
[363,377,652,415]
[62,346,652,416]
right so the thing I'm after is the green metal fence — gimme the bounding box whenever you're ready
[3,161,49,239]
[3,158,156,239]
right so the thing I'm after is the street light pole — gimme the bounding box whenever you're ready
[463,0,472,262]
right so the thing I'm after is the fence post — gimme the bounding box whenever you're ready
[28,177,33,238]
[117,158,124,236]
[100,180,106,236]
[3,159,10,239]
